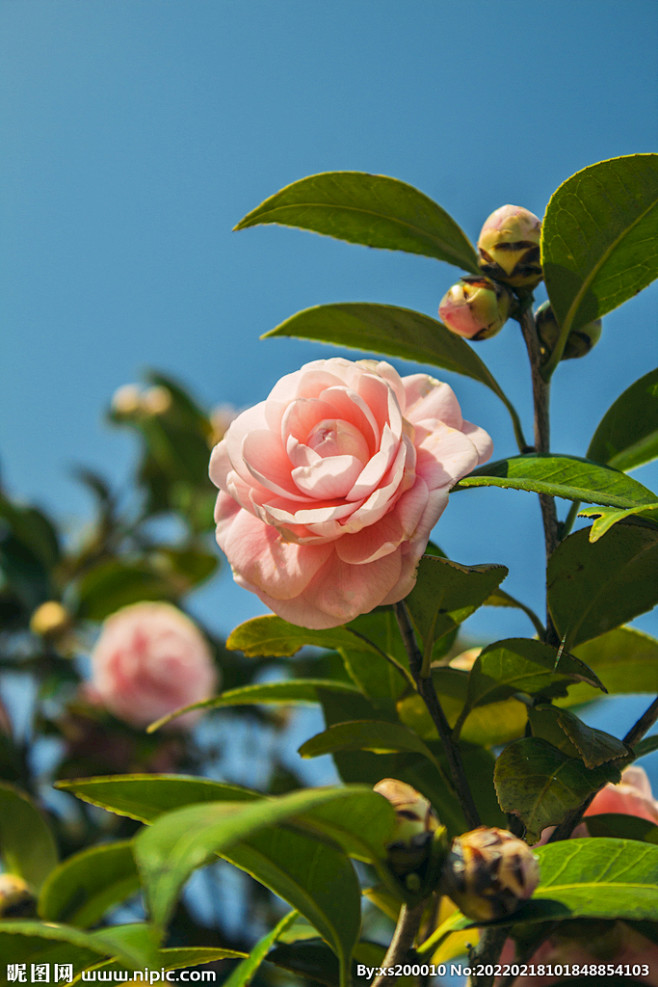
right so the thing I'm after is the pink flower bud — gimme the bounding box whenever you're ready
[89,602,219,729]
[442,826,539,922]
[585,765,658,826]
[439,276,511,340]
[478,204,542,289]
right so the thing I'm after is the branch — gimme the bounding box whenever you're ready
[371,901,425,987]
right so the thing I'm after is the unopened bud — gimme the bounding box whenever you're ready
[439,277,511,340]
[535,302,602,363]
[141,385,172,416]
[30,601,71,640]
[449,647,482,672]
[0,874,34,917]
[111,384,142,417]
[442,826,539,922]
[374,778,439,874]
[478,205,542,289]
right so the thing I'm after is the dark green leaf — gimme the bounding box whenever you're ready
[457,454,657,508]
[559,628,658,705]
[298,720,440,768]
[547,523,658,647]
[633,734,658,758]
[483,587,545,636]
[588,368,658,472]
[542,154,658,373]
[222,911,298,987]
[0,783,58,891]
[268,938,416,987]
[236,171,479,271]
[0,922,159,978]
[578,503,658,542]
[406,556,508,663]
[585,814,658,844]
[38,841,139,927]
[150,546,219,590]
[494,738,622,842]
[74,560,176,620]
[529,705,630,768]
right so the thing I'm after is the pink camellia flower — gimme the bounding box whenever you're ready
[210,358,492,629]
[89,602,218,728]
[584,764,658,826]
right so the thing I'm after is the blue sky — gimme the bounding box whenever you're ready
[2,0,657,663]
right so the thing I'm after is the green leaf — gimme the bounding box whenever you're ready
[482,587,545,637]
[547,523,658,647]
[0,783,58,891]
[227,614,381,659]
[633,734,658,758]
[0,922,159,978]
[560,627,658,705]
[542,154,658,374]
[235,171,479,271]
[38,841,139,927]
[578,503,658,541]
[298,720,441,769]
[265,304,523,440]
[459,639,606,730]
[405,556,508,664]
[494,738,623,842]
[56,774,260,823]
[222,910,298,987]
[149,678,362,730]
[71,948,247,985]
[529,705,630,768]
[457,454,657,508]
[74,560,176,620]
[585,814,658,844]
[150,546,219,591]
[588,368,658,472]
[134,789,370,986]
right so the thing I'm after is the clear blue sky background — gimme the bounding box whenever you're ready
[2,2,657,756]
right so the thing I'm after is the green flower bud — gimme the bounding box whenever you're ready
[442,826,539,922]
[535,302,602,363]
[141,385,172,416]
[439,276,511,340]
[111,383,142,417]
[478,205,542,289]
[0,874,34,917]
[374,778,439,875]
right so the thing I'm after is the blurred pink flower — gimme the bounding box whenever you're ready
[209,358,492,629]
[585,765,658,826]
[90,602,218,728]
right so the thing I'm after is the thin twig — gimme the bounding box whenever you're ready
[623,695,658,747]
[394,602,480,830]
[469,927,509,987]
[372,901,425,987]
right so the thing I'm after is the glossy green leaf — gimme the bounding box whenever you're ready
[149,678,362,730]
[495,738,623,842]
[457,454,657,508]
[227,614,381,658]
[542,154,658,374]
[529,705,630,768]
[298,720,440,768]
[547,523,658,647]
[578,503,658,541]
[558,628,658,705]
[0,922,159,977]
[134,789,370,986]
[38,841,139,927]
[222,910,298,987]
[482,587,545,636]
[585,814,658,844]
[0,783,58,891]
[56,774,260,822]
[406,556,508,663]
[74,559,176,620]
[236,171,479,271]
[462,638,605,720]
[588,368,658,472]
[265,303,522,434]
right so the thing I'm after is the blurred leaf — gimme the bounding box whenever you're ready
[585,814,658,844]
[633,734,658,758]
[74,559,176,620]
[542,154,658,372]
[228,615,381,658]
[268,938,416,987]
[529,705,630,768]
[462,638,605,718]
[547,524,658,647]
[0,495,60,571]
[222,910,298,987]
[236,171,479,271]
[494,738,622,842]
[299,720,441,768]
[71,948,247,984]
[38,841,139,927]
[457,454,657,508]
[0,783,58,891]
[587,368,658,472]
[578,503,658,541]
[406,556,508,662]
[150,678,363,730]
[0,922,159,977]
[151,546,219,591]
[558,628,658,705]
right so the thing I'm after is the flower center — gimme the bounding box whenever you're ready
[307,419,370,463]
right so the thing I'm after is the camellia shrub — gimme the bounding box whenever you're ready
[0,154,657,987]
